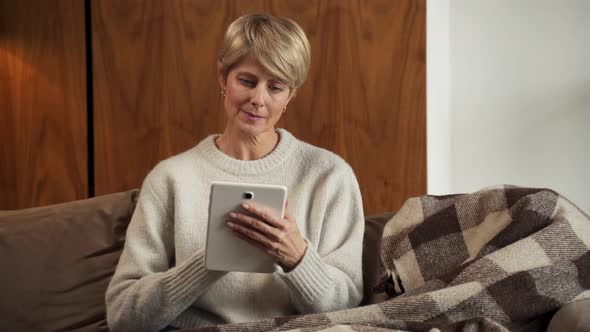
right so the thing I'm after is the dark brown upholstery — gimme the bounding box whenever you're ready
[361,212,396,305]
[0,190,138,332]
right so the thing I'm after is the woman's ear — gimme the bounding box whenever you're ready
[217,61,226,90]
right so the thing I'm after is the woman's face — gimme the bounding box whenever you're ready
[219,55,292,138]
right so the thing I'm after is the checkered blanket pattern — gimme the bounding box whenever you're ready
[188,185,590,332]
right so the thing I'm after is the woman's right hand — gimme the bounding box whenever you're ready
[226,202,308,271]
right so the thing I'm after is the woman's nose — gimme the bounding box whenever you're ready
[250,85,265,109]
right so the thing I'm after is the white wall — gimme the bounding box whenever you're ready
[426,0,451,196]
[427,0,590,213]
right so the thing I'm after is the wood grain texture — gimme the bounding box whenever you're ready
[93,0,426,214]
[0,0,88,209]
[92,0,227,195]
[273,0,427,214]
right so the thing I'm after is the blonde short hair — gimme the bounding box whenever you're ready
[218,14,311,95]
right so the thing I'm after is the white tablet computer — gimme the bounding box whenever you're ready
[205,181,288,273]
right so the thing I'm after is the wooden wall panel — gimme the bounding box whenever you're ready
[275,1,427,214]
[0,0,87,209]
[92,0,228,196]
[93,0,425,214]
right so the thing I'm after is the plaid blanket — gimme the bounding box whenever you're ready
[189,185,590,332]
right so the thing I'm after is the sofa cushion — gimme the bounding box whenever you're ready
[0,190,138,332]
[361,211,396,305]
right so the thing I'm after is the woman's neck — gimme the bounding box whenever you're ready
[215,128,280,161]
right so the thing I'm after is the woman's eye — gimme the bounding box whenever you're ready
[239,78,255,87]
[270,85,283,93]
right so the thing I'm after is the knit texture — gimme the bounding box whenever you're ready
[105,129,365,332]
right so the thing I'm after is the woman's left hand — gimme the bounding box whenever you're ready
[226,202,308,271]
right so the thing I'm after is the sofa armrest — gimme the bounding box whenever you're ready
[547,298,590,332]
[360,211,396,305]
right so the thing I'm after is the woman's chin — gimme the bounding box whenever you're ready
[233,122,266,137]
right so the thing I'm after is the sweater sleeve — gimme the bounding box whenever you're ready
[276,165,365,314]
[105,170,225,332]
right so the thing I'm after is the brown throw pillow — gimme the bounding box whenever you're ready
[0,190,138,332]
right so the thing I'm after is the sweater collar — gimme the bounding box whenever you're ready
[197,128,297,176]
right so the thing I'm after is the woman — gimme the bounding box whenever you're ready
[106,13,364,332]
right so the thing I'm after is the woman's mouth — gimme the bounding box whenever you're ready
[241,110,265,121]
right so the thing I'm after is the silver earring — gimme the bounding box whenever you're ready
[283,106,287,113]
[221,89,226,98]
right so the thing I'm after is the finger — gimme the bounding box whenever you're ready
[227,222,282,260]
[230,228,278,258]
[241,203,284,228]
[227,221,275,250]
[229,212,282,241]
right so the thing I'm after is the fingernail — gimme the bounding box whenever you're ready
[226,221,234,227]
[242,203,249,209]
[229,212,237,218]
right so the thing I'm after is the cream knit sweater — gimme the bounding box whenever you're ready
[105,129,365,332]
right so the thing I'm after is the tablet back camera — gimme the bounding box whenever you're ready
[243,192,254,200]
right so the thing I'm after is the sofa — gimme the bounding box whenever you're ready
[0,190,588,332]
